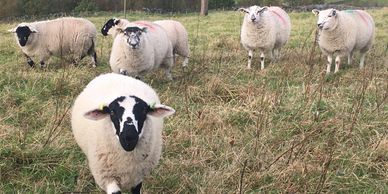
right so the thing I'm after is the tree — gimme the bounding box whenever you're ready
[200,0,208,16]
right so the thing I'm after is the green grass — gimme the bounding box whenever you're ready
[0,8,387,193]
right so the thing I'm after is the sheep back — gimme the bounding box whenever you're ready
[154,20,190,58]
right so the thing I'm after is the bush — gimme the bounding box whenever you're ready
[74,0,98,13]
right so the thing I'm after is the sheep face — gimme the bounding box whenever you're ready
[123,26,147,49]
[312,9,338,31]
[84,95,175,152]
[101,18,120,36]
[238,6,268,23]
[8,25,38,47]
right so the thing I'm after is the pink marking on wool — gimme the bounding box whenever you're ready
[270,9,287,26]
[355,11,371,27]
[132,21,155,31]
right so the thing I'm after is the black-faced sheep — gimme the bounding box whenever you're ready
[8,17,97,68]
[71,73,175,194]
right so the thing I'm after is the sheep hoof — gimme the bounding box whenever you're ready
[40,62,46,69]
[119,69,128,76]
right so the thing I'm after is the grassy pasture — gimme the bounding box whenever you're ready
[0,8,387,193]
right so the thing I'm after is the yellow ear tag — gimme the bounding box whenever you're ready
[99,104,105,111]
[150,102,156,109]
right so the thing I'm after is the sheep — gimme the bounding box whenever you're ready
[109,21,174,80]
[102,18,189,67]
[312,9,375,73]
[238,6,291,70]
[154,20,190,67]
[71,73,175,194]
[8,17,97,68]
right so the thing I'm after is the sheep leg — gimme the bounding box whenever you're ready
[334,56,341,73]
[359,52,366,69]
[107,182,121,194]
[165,68,173,81]
[40,61,46,68]
[162,53,174,80]
[260,52,265,70]
[247,50,253,69]
[182,56,189,67]
[272,49,280,62]
[91,52,97,68]
[39,55,49,69]
[326,55,333,74]
[347,51,353,65]
[24,54,35,67]
[131,182,142,194]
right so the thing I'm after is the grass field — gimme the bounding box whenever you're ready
[0,8,387,193]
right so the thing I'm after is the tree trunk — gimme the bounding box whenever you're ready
[200,0,208,16]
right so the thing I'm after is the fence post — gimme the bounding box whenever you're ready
[124,0,127,18]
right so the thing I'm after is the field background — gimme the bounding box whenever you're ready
[0,8,387,193]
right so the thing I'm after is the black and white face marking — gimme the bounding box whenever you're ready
[101,18,120,36]
[106,95,151,151]
[83,94,175,152]
[15,26,34,47]
[123,27,146,49]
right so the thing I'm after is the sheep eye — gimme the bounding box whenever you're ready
[110,111,115,116]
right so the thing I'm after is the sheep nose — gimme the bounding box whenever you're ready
[250,15,256,21]
[317,23,323,29]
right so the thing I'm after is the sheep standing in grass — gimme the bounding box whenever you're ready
[154,20,190,67]
[102,18,190,67]
[71,73,175,194]
[8,17,97,68]
[312,9,375,73]
[238,6,291,70]
[109,21,174,80]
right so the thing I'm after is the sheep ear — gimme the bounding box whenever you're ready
[25,25,38,33]
[259,6,268,13]
[237,8,249,14]
[84,106,110,120]
[8,27,17,33]
[114,19,120,25]
[29,26,38,33]
[148,104,175,118]
[331,9,337,16]
[312,9,320,16]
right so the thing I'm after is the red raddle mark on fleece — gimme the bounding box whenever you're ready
[270,9,287,26]
[132,21,155,31]
[355,10,371,27]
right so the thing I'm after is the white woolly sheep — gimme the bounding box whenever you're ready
[154,20,190,67]
[8,17,97,68]
[238,6,291,70]
[71,73,175,194]
[109,21,174,80]
[312,9,375,73]
[102,18,189,67]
